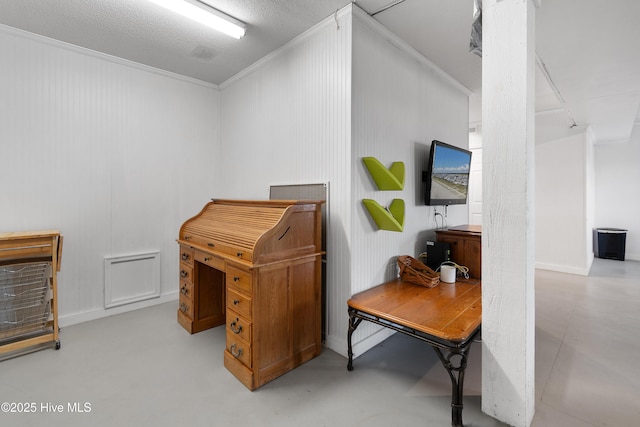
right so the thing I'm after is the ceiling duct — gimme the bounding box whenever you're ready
[469,0,482,57]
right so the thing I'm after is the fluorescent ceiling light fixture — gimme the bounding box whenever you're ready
[147,0,246,39]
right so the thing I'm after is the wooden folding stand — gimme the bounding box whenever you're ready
[0,230,63,357]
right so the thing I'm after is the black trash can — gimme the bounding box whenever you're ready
[593,228,627,261]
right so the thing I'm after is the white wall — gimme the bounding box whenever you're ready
[0,26,220,325]
[1,5,471,353]
[529,107,640,270]
[349,8,470,354]
[218,7,353,353]
[595,122,640,260]
[468,128,483,225]
[475,107,637,274]
[536,128,595,275]
[217,5,469,356]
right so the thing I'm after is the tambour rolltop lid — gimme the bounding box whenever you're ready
[178,199,322,264]
[182,202,287,250]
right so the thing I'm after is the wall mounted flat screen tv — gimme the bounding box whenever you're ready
[423,140,472,206]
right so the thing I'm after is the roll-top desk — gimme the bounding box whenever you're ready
[177,199,324,390]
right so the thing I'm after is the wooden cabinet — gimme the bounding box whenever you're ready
[177,199,323,390]
[435,225,482,279]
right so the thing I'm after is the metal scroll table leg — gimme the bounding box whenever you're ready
[433,345,471,427]
[347,308,363,371]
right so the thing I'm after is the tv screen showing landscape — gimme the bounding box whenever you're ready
[425,140,472,206]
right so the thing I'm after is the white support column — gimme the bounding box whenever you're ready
[481,0,536,426]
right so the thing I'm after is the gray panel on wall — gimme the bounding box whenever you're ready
[269,183,327,252]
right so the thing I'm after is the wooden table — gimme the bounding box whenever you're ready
[347,278,481,427]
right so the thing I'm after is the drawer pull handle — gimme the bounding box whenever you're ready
[230,343,243,358]
[181,253,190,261]
[204,257,211,262]
[180,270,188,279]
[230,319,242,334]
[208,243,215,247]
[233,299,240,305]
[236,251,243,258]
[233,276,240,282]
[183,235,191,241]
[179,303,189,313]
[180,285,189,295]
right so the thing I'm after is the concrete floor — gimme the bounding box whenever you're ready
[0,258,638,426]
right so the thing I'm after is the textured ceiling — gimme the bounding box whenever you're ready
[0,0,351,84]
[0,0,639,143]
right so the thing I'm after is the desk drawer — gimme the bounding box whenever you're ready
[179,280,193,299]
[226,265,252,295]
[227,288,251,320]
[226,330,252,368]
[178,295,194,319]
[227,312,252,343]
[179,246,194,266]
[194,250,225,271]
[179,264,193,282]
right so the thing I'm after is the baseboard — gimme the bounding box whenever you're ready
[325,325,395,359]
[535,262,590,276]
[323,334,348,358]
[59,291,179,328]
